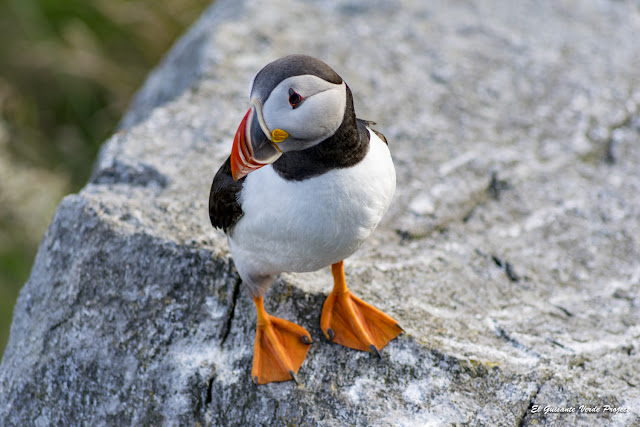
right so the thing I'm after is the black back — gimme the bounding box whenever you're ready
[209,157,245,232]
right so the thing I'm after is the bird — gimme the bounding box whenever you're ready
[209,54,402,385]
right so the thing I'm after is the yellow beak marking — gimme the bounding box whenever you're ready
[271,129,289,143]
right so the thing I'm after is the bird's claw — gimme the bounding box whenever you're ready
[325,328,335,341]
[369,344,382,358]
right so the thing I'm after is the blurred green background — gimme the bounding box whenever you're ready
[0,0,211,358]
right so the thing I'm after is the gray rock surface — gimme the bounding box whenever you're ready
[2,0,640,425]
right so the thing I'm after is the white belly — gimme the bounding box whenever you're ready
[228,131,395,290]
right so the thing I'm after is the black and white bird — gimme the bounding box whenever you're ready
[209,54,402,385]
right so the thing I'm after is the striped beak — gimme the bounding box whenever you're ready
[230,101,283,181]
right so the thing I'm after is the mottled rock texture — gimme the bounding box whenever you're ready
[2,0,640,425]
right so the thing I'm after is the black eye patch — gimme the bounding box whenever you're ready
[288,88,304,109]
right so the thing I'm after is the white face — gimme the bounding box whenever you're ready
[259,75,347,152]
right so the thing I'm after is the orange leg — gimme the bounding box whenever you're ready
[321,261,403,355]
[251,296,312,385]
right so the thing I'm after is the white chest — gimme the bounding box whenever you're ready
[228,131,395,277]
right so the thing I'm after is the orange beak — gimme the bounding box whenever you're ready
[230,104,282,181]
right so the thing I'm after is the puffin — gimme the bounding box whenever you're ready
[209,54,402,385]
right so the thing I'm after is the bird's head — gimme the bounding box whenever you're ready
[230,54,348,181]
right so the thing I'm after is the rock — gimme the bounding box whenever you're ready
[2,0,640,425]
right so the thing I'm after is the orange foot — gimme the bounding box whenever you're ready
[251,296,312,385]
[321,261,403,355]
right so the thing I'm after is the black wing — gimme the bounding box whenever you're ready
[356,118,387,145]
[209,157,245,233]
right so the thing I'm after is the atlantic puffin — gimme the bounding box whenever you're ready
[209,54,402,385]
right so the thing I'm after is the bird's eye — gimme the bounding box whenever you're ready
[288,88,303,109]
